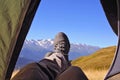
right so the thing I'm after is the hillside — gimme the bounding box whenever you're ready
[72,46,116,70]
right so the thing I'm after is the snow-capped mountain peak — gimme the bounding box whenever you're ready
[20,39,100,61]
[24,39,54,48]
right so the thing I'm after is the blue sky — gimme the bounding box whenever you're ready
[26,0,117,47]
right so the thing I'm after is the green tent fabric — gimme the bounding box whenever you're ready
[0,0,40,80]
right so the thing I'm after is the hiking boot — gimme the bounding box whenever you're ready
[54,32,70,60]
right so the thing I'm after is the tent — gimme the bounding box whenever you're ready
[0,0,40,80]
[0,0,120,80]
[101,0,120,79]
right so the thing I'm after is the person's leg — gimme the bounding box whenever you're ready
[11,63,50,80]
[56,66,88,80]
[37,52,70,80]
[11,32,71,80]
[12,52,70,80]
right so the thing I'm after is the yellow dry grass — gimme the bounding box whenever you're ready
[11,70,19,79]
[83,69,107,80]
[71,46,116,80]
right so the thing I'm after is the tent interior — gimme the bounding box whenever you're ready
[0,0,120,80]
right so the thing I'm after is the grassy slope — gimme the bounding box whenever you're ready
[72,46,116,70]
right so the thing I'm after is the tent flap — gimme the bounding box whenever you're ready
[0,0,40,80]
[100,0,118,35]
[101,0,120,79]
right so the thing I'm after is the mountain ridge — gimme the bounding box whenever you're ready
[20,39,100,60]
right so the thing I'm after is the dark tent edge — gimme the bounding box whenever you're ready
[101,0,120,79]
[104,39,120,79]
[100,0,118,35]
[5,0,40,80]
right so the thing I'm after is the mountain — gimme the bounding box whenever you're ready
[70,43,100,59]
[72,46,116,70]
[19,39,100,60]
[15,39,100,69]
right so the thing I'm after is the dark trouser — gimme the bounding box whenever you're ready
[56,66,88,80]
[11,59,88,80]
[11,59,63,80]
